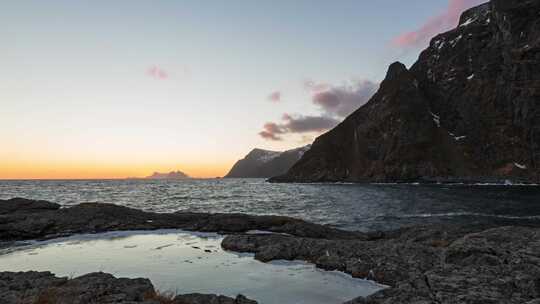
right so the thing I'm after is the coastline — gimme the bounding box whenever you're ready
[1,198,539,303]
[268,175,540,186]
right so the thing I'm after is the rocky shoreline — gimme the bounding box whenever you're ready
[270,175,540,186]
[0,271,257,304]
[1,198,540,303]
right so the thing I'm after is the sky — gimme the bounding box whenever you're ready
[0,0,485,179]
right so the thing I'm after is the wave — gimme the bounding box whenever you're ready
[372,182,539,187]
[392,212,540,220]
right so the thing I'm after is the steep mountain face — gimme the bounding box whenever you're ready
[272,0,540,183]
[225,145,311,178]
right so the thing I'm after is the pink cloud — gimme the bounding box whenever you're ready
[392,0,485,48]
[264,122,285,135]
[267,91,281,102]
[258,113,340,141]
[146,66,168,80]
[259,122,285,141]
[311,80,378,118]
[313,91,340,109]
[259,130,282,141]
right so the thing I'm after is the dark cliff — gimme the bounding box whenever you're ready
[272,0,540,183]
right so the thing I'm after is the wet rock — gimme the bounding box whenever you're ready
[224,226,540,304]
[0,198,365,242]
[0,271,257,304]
[0,198,60,215]
[0,271,154,304]
[221,230,440,286]
[173,293,257,304]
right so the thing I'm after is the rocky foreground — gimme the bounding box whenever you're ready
[0,271,256,304]
[1,198,540,303]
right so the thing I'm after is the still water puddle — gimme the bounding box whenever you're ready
[0,230,383,304]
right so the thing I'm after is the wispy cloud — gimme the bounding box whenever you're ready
[267,91,282,102]
[259,122,285,141]
[282,114,339,133]
[259,79,377,141]
[259,114,340,141]
[312,80,378,118]
[392,0,485,48]
[259,131,281,141]
[146,66,168,80]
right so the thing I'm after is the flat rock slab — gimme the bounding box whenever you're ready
[223,226,540,303]
[0,271,256,304]
[0,198,366,242]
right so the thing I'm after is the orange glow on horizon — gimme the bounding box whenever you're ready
[0,161,232,180]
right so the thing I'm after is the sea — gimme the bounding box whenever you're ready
[1,178,540,232]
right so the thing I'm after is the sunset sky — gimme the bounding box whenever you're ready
[1,0,484,179]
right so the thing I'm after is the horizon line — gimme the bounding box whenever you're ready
[0,177,226,181]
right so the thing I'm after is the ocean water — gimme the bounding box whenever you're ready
[1,178,540,232]
[0,230,384,304]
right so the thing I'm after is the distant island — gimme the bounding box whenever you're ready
[127,170,190,180]
[146,170,190,179]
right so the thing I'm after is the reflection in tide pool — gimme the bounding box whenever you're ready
[0,230,384,304]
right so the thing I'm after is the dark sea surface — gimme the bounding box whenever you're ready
[1,178,539,232]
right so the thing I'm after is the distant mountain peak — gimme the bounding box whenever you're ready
[246,149,282,163]
[225,145,311,178]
